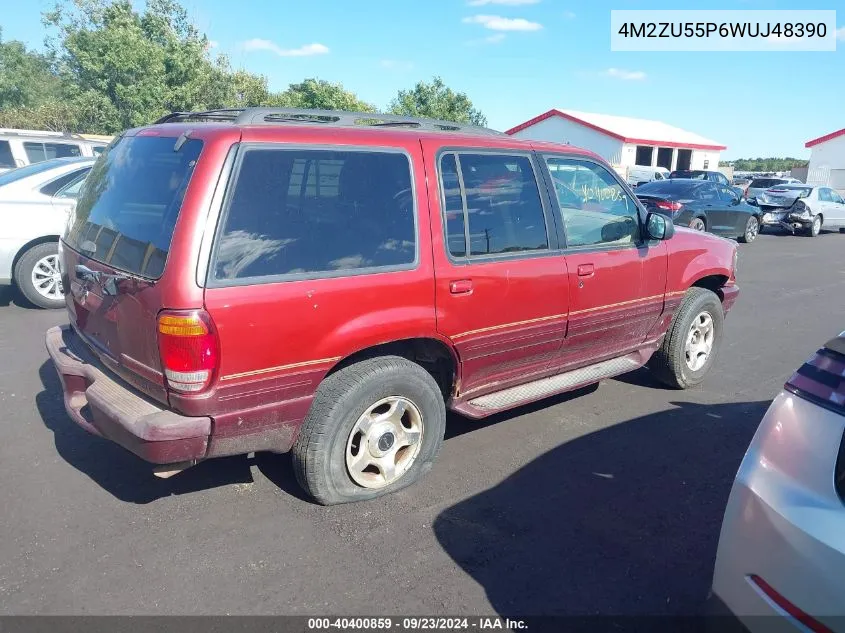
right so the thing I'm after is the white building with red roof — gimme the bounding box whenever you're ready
[805,128,845,189]
[506,109,726,175]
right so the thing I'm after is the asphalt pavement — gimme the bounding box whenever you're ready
[1,230,844,617]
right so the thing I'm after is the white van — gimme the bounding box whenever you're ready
[626,165,670,188]
[0,129,107,173]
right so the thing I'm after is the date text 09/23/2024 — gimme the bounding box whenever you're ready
[307,618,528,630]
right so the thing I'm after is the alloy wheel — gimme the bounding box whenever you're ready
[685,311,714,372]
[30,255,63,302]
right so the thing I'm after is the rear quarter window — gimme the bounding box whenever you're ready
[211,147,416,283]
[0,140,14,168]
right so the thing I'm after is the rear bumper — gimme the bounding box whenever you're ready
[45,325,211,464]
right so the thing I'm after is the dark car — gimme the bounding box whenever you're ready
[44,107,739,505]
[669,169,731,186]
[636,179,761,243]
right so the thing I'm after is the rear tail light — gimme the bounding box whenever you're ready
[157,310,219,393]
[656,200,684,215]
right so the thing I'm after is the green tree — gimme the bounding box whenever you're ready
[0,28,64,109]
[389,76,487,127]
[274,78,375,111]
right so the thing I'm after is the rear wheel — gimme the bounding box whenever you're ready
[648,287,724,389]
[690,217,706,232]
[807,215,822,237]
[738,215,759,243]
[292,356,446,505]
[14,242,64,309]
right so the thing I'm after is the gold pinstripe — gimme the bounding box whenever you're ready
[220,356,342,381]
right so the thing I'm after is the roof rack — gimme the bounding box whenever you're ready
[153,108,504,136]
[0,128,87,140]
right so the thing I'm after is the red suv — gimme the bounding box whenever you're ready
[46,108,739,504]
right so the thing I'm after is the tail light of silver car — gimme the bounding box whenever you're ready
[785,334,845,503]
[157,310,220,393]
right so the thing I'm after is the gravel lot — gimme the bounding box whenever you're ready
[1,230,844,617]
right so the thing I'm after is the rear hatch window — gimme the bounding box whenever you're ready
[65,135,203,278]
[749,179,784,189]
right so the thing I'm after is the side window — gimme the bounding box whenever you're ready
[653,172,664,180]
[831,191,845,204]
[718,186,738,203]
[0,140,14,168]
[23,142,46,164]
[715,172,730,186]
[40,168,89,197]
[213,148,416,281]
[696,183,719,202]
[55,170,90,199]
[440,153,467,257]
[444,153,548,257]
[47,143,82,158]
[818,188,832,202]
[545,156,640,248]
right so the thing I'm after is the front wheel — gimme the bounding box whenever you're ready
[738,215,759,243]
[13,242,65,309]
[292,356,446,505]
[807,215,822,237]
[648,287,725,389]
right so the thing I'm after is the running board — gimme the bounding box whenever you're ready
[464,356,643,414]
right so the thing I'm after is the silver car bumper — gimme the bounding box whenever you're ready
[712,392,845,631]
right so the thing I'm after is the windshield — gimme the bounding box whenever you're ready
[636,181,704,197]
[750,178,785,189]
[670,170,706,180]
[769,185,812,196]
[64,135,203,279]
[0,159,71,188]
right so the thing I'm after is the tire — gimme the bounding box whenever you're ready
[690,217,706,232]
[807,215,822,237]
[738,215,759,243]
[13,242,65,309]
[292,356,446,505]
[648,287,724,389]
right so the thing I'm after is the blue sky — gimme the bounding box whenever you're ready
[4,0,843,159]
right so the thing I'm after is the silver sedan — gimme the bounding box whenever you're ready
[0,157,94,308]
[756,184,845,237]
[711,331,845,631]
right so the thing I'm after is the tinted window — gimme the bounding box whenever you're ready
[636,180,704,198]
[670,170,707,180]
[715,172,730,186]
[749,178,785,189]
[23,142,82,163]
[440,153,467,257]
[718,186,738,203]
[447,153,548,257]
[546,157,640,248]
[695,182,719,202]
[55,172,89,199]
[213,148,415,281]
[65,136,203,278]
[0,140,14,169]
[39,167,90,197]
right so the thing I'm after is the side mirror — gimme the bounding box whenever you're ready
[646,212,675,240]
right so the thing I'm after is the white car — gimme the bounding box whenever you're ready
[712,331,845,632]
[0,129,105,173]
[756,184,845,237]
[0,157,94,308]
[744,177,801,202]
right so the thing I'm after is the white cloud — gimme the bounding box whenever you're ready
[467,0,540,5]
[835,26,845,40]
[563,11,576,19]
[242,39,329,57]
[463,14,543,31]
[380,59,414,71]
[207,40,219,49]
[602,68,647,81]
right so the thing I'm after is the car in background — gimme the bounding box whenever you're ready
[711,330,845,632]
[625,165,670,188]
[635,179,761,243]
[757,184,845,237]
[0,129,105,173]
[0,157,94,308]
[745,176,801,202]
[669,169,732,187]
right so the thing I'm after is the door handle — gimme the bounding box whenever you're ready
[577,264,595,277]
[449,279,473,295]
